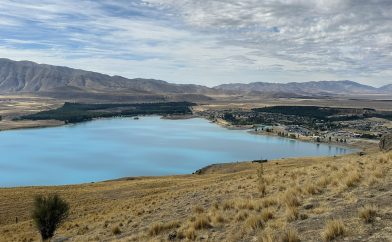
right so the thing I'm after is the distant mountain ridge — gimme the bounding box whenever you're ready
[0,58,390,100]
[0,58,212,95]
[214,80,391,95]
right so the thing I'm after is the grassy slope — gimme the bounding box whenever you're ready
[0,149,391,242]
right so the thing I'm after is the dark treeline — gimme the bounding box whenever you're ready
[20,102,195,123]
[252,106,392,121]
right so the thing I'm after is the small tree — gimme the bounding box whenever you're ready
[32,194,69,241]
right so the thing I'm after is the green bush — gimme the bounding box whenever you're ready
[32,194,69,240]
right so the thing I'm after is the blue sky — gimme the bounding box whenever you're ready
[0,0,391,87]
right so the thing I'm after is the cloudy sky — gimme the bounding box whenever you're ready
[0,0,391,86]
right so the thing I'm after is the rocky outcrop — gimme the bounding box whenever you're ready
[379,134,392,151]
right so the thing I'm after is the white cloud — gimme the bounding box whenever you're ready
[0,0,391,86]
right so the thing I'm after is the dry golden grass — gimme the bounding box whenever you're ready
[258,232,276,242]
[210,210,226,224]
[0,149,391,241]
[261,196,278,208]
[358,204,377,223]
[261,208,274,222]
[179,227,196,240]
[192,214,212,230]
[304,183,321,195]
[281,228,301,242]
[235,211,249,222]
[244,215,264,231]
[285,206,299,222]
[343,170,361,188]
[111,226,121,235]
[148,221,179,236]
[193,205,205,214]
[281,188,301,207]
[322,219,346,241]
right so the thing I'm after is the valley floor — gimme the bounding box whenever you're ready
[1,148,391,242]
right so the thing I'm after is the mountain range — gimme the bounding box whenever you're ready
[214,81,391,95]
[0,58,390,101]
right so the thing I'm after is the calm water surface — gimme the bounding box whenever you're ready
[0,117,355,187]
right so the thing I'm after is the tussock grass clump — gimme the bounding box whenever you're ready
[193,205,204,214]
[210,211,226,224]
[236,199,259,211]
[358,204,377,223]
[235,211,249,221]
[285,206,299,222]
[366,177,379,187]
[304,183,320,195]
[148,221,179,236]
[192,215,212,230]
[282,189,301,207]
[245,215,264,231]
[373,167,386,178]
[316,176,332,188]
[112,226,121,235]
[322,219,345,241]
[281,228,301,242]
[178,228,196,240]
[261,208,274,222]
[259,232,277,242]
[222,200,235,210]
[261,197,278,208]
[378,154,388,164]
[343,171,361,188]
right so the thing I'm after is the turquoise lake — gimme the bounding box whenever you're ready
[0,116,355,187]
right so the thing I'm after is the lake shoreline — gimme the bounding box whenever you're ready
[0,116,360,188]
[0,151,360,189]
[0,114,365,151]
[0,112,368,155]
